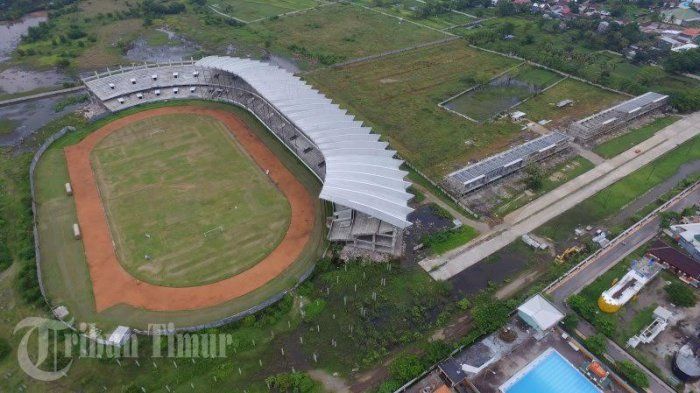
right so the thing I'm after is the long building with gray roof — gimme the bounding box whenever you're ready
[444,132,570,195]
[569,92,669,142]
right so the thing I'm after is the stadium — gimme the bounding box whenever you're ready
[33,56,413,333]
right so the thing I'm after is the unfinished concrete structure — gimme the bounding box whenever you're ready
[444,132,570,196]
[569,92,669,143]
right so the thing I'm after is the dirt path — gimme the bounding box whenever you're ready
[411,183,490,233]
[308,370,352,393]
[64,106,316,312]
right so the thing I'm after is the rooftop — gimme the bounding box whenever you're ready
[517,294,565,332]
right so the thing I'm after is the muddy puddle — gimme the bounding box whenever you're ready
[0,12,47,62]
[0,94,86,147]
[125,28,199,63]
[0,67,69,94]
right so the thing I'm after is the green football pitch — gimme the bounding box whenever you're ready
[90,113,291,287]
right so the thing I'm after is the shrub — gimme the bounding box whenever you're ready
[389,353,424,383]
[561,314,579,331]
[664,282,696,307]
[457,298,471,311]
[471,296,512,334]
[584,334,607,357]
[615,360,649,389]
[265,372,317,393]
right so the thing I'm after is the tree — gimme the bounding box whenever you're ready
[495,0,516,16]
[561,314,579,331]
[584,334,607,357]
[664,282,696,307]
[471,296,512,334]
[616,361,650,389]
[524,163,545,191]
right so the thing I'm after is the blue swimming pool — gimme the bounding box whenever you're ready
[501,349,601,393]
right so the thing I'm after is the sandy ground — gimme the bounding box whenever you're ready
[64,106,316,312]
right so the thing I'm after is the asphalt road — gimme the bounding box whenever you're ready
[550,184,700,304]
[548,184,700,393]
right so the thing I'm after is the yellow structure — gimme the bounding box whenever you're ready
[555,245,583,264]
[598,257,662,313]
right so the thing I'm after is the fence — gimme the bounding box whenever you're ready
[30,126,76,304]
[544,179,700,295]
[27,114,326,341]
[468,45,634,98]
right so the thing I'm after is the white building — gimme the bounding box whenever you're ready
[517,294,564,339]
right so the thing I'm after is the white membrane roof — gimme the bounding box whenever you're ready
[196,56,412,228]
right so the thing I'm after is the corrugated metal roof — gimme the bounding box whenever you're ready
[196,56,412,228]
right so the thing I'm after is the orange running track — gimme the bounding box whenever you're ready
[64,106,316,312]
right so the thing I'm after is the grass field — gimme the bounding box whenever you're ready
[246,3,446,67]
[211,0,321,22]
[515,78,625,125]
[351,0,475,30]
[443,64,564,122]
[90,113,291,287]
[536,134,700,244]
[446,84,531,122]
[594,116,681,159]
[34,101,326,330]
[306,40,523,179]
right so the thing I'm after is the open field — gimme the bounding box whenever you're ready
[34,101,326,329]
[443,64,564,122]
[515,78,625,125]
[536,134,700,245]
[210,0,321,22]
[90,113,291,287]
[246,3,446,67]
[459,16,700,105]
[306,40,523,179]
[161,2,447,70]
[351,0,475,30]
[594,116,681,159]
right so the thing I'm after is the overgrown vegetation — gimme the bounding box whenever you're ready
[52,93,89,112]
[538,134,700,244]
[460,16,700,111]
[615,360,650,390]
[593,116,680,159]
[265,372,322,393]
[584,334,607,357]
[422,226,479,255]
[664,282,697,307]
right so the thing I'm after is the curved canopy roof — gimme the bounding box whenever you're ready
[197,56,412,228]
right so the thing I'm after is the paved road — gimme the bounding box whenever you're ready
[546,184,700,393]
[0,86,85,107]
[576,320,676,393]
[420,112,700,280]
[549,184,700,303]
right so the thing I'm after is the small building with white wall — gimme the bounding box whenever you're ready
[517,294,565,339]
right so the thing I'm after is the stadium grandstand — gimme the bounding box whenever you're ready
[569,92,669,142]
[82,57,413,255]
[443,132,570,196]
